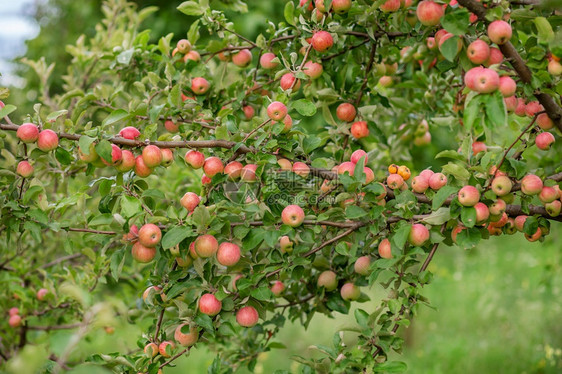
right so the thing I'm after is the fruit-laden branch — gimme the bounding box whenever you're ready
[457,0,562,132]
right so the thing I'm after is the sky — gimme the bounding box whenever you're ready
[0,0,41,86]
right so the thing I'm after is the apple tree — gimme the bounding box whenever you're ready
[0,0,561,372]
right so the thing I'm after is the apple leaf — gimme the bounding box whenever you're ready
[460,206,477,228]
[292,99,317,116]
[0,104,17,118]
[422,207,452,225]
[442,8,470,35]
[102,109,129,126]
[95,139,113,164]
[431,186,457,210]
[284,1,295,26]
[441,36,460,62]
[177,1,204,16]
[484,91,507,128]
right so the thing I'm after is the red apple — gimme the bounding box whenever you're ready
[378,238,392,258]
[260,52,279,69]
[412,176,429,193]
[203,157,224,177]
[16,161,34,178]
[243,105,255,120]
[184,50,201,62]
[311,31,333,52]
[185,150,205,169]
[364,167,375,184]
[119,126,141,140]
[466,39,490,65]
[165,120,179,133]
[142,145,162,168]
[281,205,305,227]
[174,324,199,346]
[429,172,447,190]
[416,1,444,26]
[317,270,338,291]
[419,169,435,184]
[488,20,512,45]
[472,141,487,156]
[232,49,252,67]
[116,150,135,172]
[489,199,506,216]
[380,0,401,12]
[236,306,259,327]
[498,76,516,97]
[350,150,368,164]
[545,200,561,217]
[199,294,222,316]
[491,175,512,196]
[16,123,39,143]
[194,234,219,258]
[520,174,543,195]
[159,341,175,358]
[338,161,355,176]
[538,186,559,204]
[336,103,357,122]
[458,185,480,206]
[292,162,310,178]
[484,47,504,66]
[387,174,404,189]
[354,256,371,275]
[340,282,360,301]
[160,148,174,167]
[134,155,152,177]
[271,281,285,296]
[409,223,430,246]
[279,236,293,253]
[332,0,352,13]
[241,164,258,182]
[181,192,200,211]
[217,242,241,266]
[131,242,157,263]
[504,96,517,112]
[9,307,19,316]
[537,113,554,130]
[280,73,301,91]
[37,129,59,151]
[351,121,369,139]
[535,132,555,150]
[144,343,158,357]
[277,158,292,171]
[177,39,191,53]
[37,288,48,301]
[9,314,22,328]
[191,77,210,95]
[225,161,244,179]
[303,61,323,79]
[138,224,162,248]
[474,202,490,223]
[101,144,123,166]
[267,101,288,121]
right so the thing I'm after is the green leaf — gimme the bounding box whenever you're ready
[460,206,477,228]
[284,1,296,26]
[110,249,126,281]
[55,147,72,165]
[392,224,411,250]
[303,136,326,153]
[440,36,460,62]
[345,205,368,219]
[102,109,129,126]
[78,135,96,154]
[432,186,457,210]
[95,140,113,164]
[463,94,482,132]
[162,226,193,249]
[177,1,204,16]
[422,207,451,225]
[442,8,470,35]
[442,162,470,183]
[292,99,317,116]
[375,361,407,373]
[250,287,274,301]
[195,314,214,332]
[46,109,68,122]
[435,150,466,161]
[484,91,507,128]
[534,17,554,44]
[354,309,369,328]
[0,104,17,118]
[120,195,142,218]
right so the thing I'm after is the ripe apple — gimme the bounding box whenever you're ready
[380,0,401,12]
[548,59,562,76]
[520,174,543,195]
[535,132,555,150]
[504,96,517,112]
[466,39,490,65]
[409,223,430,246]
[434,29,449,45]
[317,270,338,291]
[426,37,437,50]
[9,314,22,328]
[79,143,99,163]
[279,236,293,253]
[271,281,285,296]
[134,155,152,178]
[340,283,360,301]
[176,39,191,54]
[201,175,212,185]
[387,174,404,189]
[514,98,526,117]
[303,61,323,79]
[199,294,222,316]
[332,0,352,13]
[184,50,201,62]
[336,103,356,122]
[267,101,288,121]
[280,73,301,91]
[241,164,258,182]
[160,148,174,167]
[195,234,219,257]
[203,157,224,177]
[224,161,243,179]
[378,238,392,258]
[514,215,528,231]
[16,161,34,178]
[351,121,369,139]
[538,186,559,204]
[419,169,435,184]
[131,242,157,263]
[491,175,512,196]
[16,123,39,143]
[472,141,487,156]
[485,47,504,66]
[526,102,543,117]
[159,341,175,358]
[537,113,554,130]
[185,150,205,169]
[119,126,141,140]
[174,323,199,346]
[260,52,279,69]
[138,224,162,248]
[354,256,371,275]
[311,31,333,52]
[142,145,162,168]
[498,76,516,97]
[164,120,179,133]
[472,67,500,93]
[272,114,293,133]
[181,192,200,211]
[236,306,259,327]
[37,129,59,151]
[545,200,561,217]
[489,199,506,216]
[191,77,210,95]
[115,150,135,172]
[36,288,48,301]
[429,172,447,190]
[474,202,490,223]
[525,227,542,242]
[458,185,480,206]
[278,158,292,171]
[243,105,255,120]
[411,176,429,193]
[9,307,19,316]
[397,165,411,181]
[488,20,512,45]
[350,150,368,164]
[281,205,305,227]
[416,1,444,26]
[364,167,375,184]
[217,242,241,266]
[292,162,310,178]
[232,49,252,67]
[101,144,123,166]
[144,343,158,357]
[338,161,355,176]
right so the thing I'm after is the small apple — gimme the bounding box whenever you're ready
[303,61,323,79]
[282,205,305,227]
[241,164,258,182]
[159,341,175,358]
[498,76,516,97]
[525,227,542,242]
[485,47,504,66]
[548,59,562,76]
[409,223,430,246]
[131,242,157,263]
[119,126,141,140]
[280,73,301,91]
[185,150,205,169]
[292,162,310,178]
[412,176,429,193]
[514,215,528,231]
[364,167,375,184]
[535,132,555,150]
[472,141,487,156]
[101,144,123,166]
[135,155,152,178]
[142,145,162,168]
[336,103,356,122]
[232,49,252,67]
[514,98,527,117]
[520,174,543,195]
[177,39,191,54]
[545,200,561,217]
[538,186,559,204]
[354,256,371,275]
[217,242,241,266]
[525,101,543,117]
[199,294,222,316]
[236,306,259,327]
[489,199,506,216]
[332,0,352,13]
[9,314,22,328]
[203,157,224,177]
[195,234,219,258]
[351,121,369,139]
[474,202,490,224]
[144,342,158,357]
[79,143,99,163]
[380,0,401,12]
[224,161,244,179]
[267,101,288,121]
[16,161,34,178]
[184,50,201,62]
[537,113,554,130]
[416,1,444,26]
[36,288,48,301]
[115,150,135,172]
[491,175,512,196]
[397,165,411,181]
[458,185,480,206]
[419,169,435,184]
[271,281,285,297]
[277,158,292,171]
[174,324,199,346]
[488,20,512,45]
[37,129,59,151]
[350,150,368,164]
[387,174,404,189]
[16,123,39,143]
[191,77,210,95]
[279,236,293,253]
[340,282,360,301]
[138,224,161,248]
[164,120,179,133]
[338,161,355,176]
[160,148,174,167]
[317,270,338,291]
[243,105,255,120]
[311,31,333,52]
[378,238,392,259]
[466,39,490,65]
[504,96,517,112]
[9,308,19,316]
[260,52,279,69]
[181,192,200,211]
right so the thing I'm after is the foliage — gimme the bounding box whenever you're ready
[0,0,561,372]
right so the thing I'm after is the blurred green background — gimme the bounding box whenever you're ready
[2,1,562,373]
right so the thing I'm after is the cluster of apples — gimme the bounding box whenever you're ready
[335,103,369,140]
[6,288,50,330]
[504,98,554,130]
[80,138,173,179]
[171,38,201,63]
[299,0,353,19]
[335,149,375,184]
[14,123,59,178]
[122,223,162,263]
[266,101,294,132]
[184,150,259,184]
